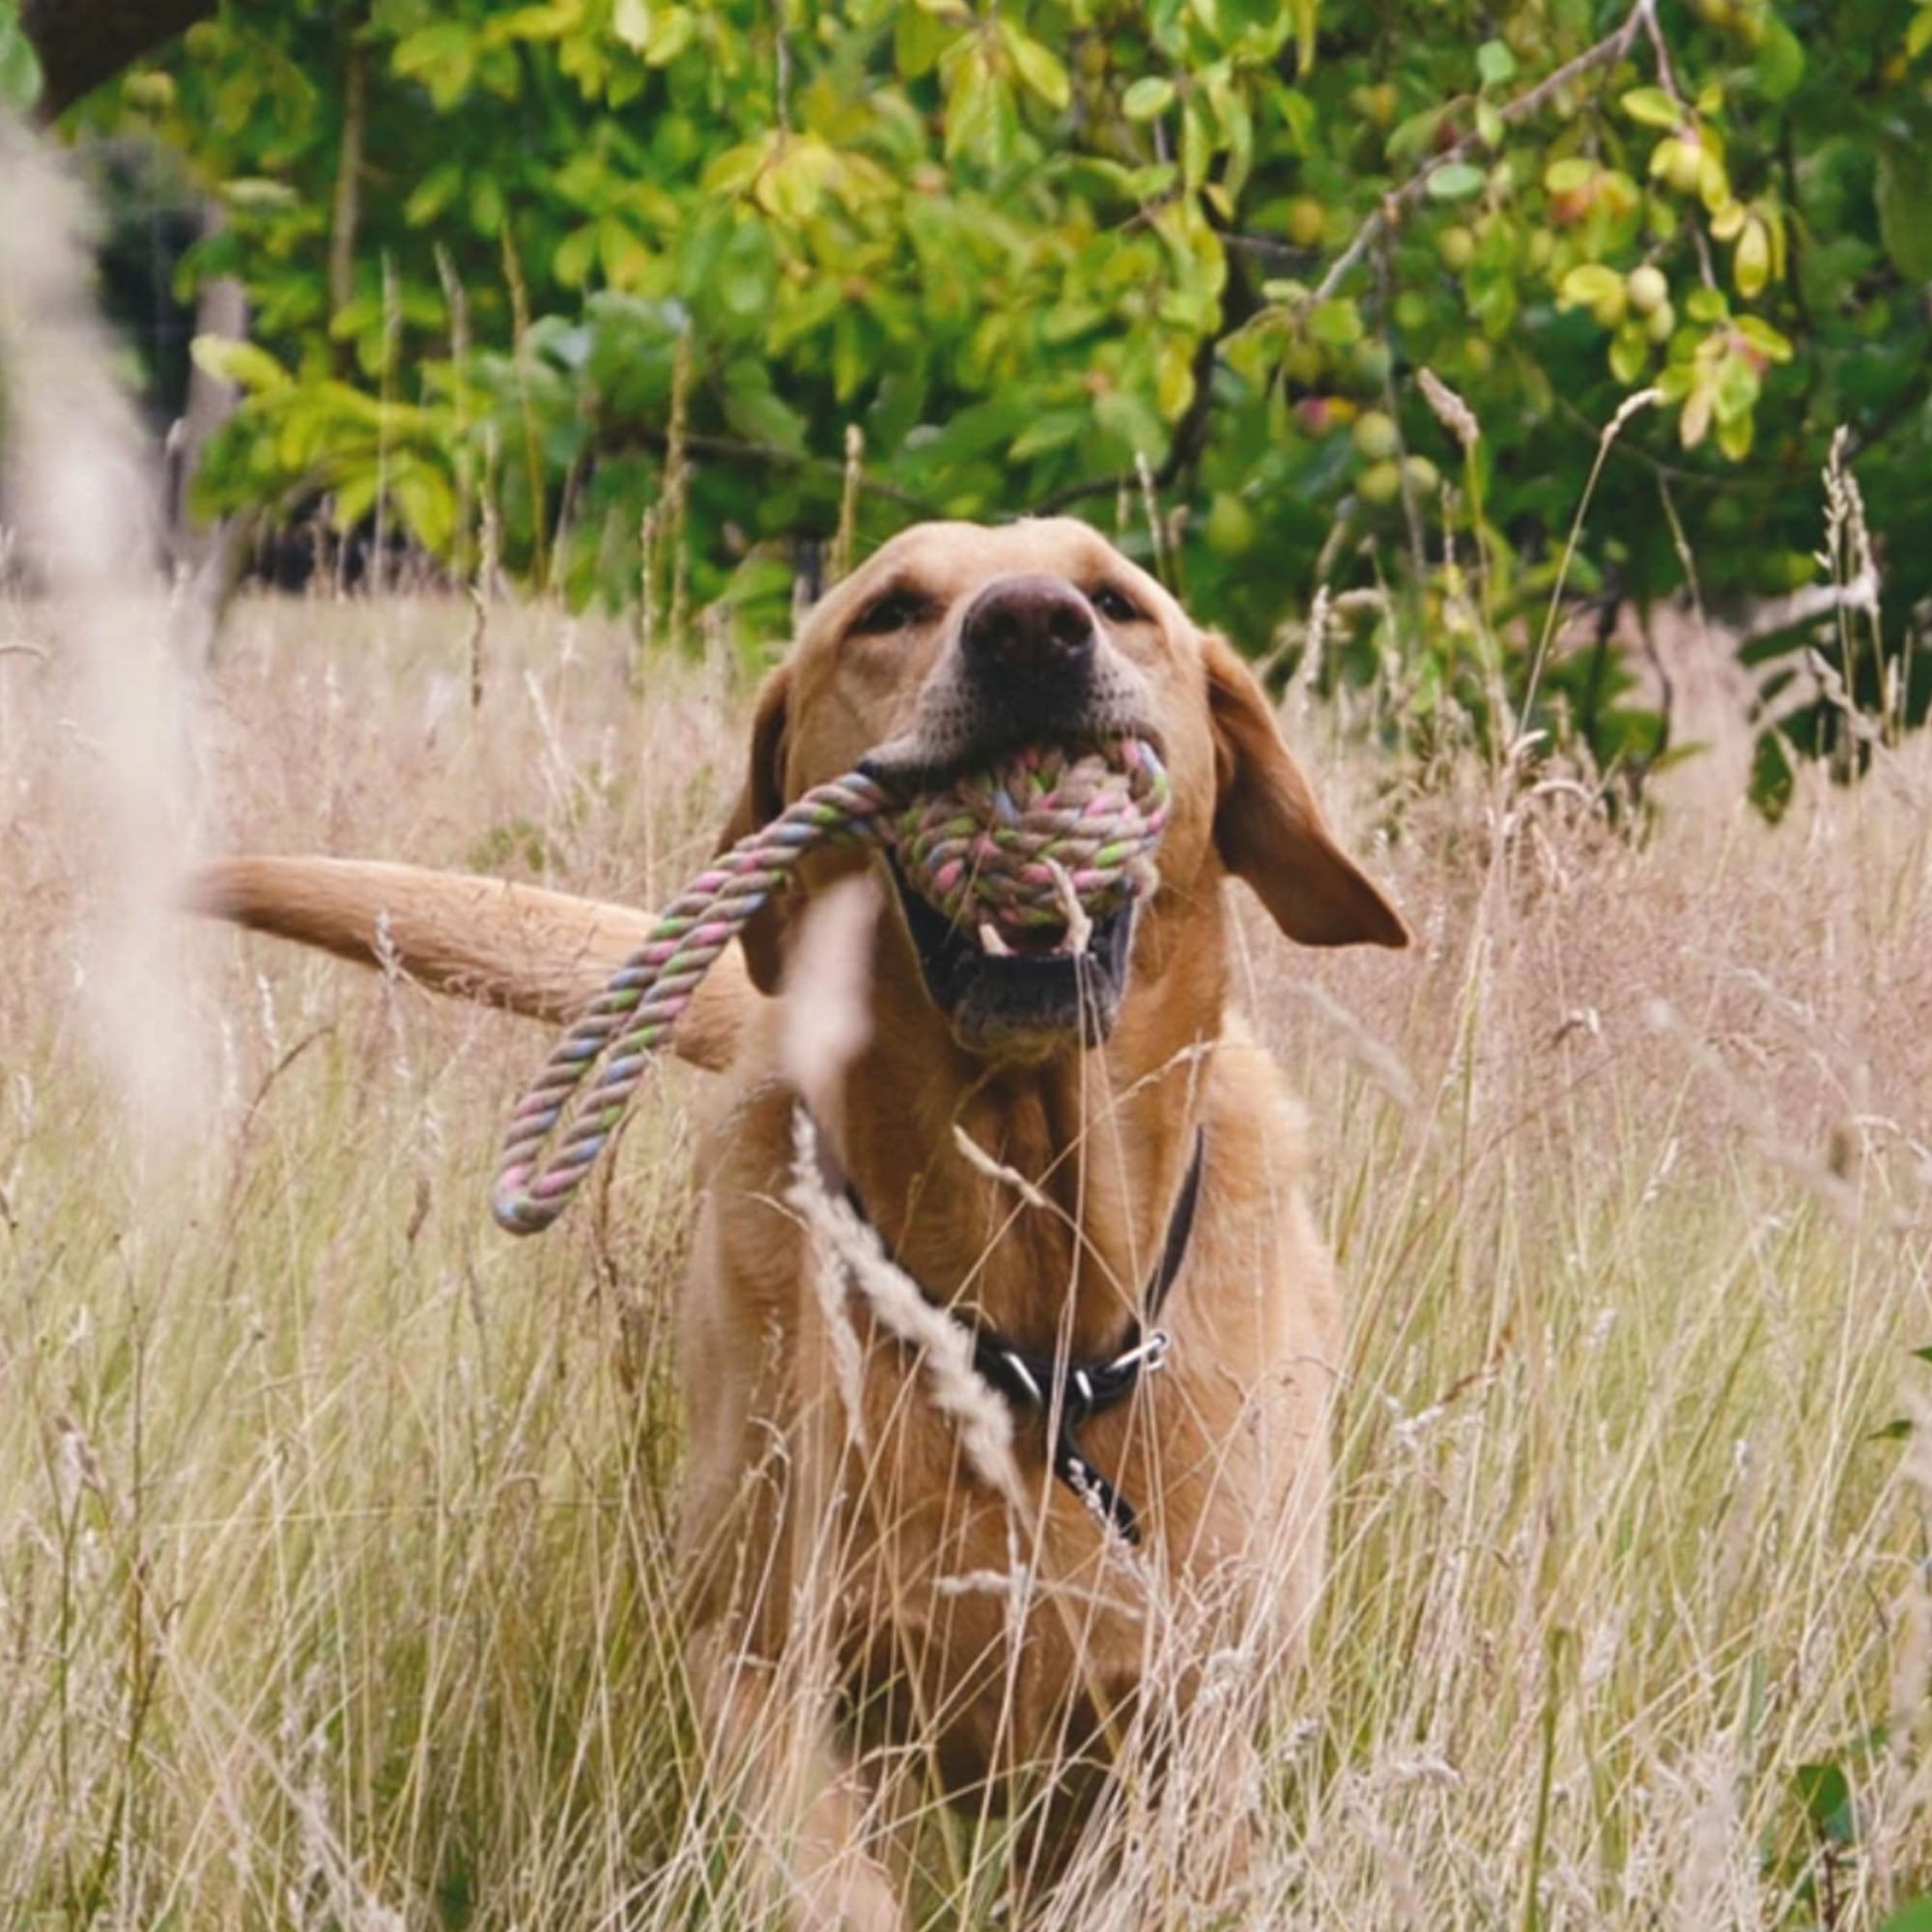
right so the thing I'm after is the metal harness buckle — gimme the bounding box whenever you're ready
[1110,1326,1172,1376]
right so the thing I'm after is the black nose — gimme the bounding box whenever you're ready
[957,577,1097,694]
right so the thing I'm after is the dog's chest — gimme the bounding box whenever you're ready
[822,1344,1273,1794]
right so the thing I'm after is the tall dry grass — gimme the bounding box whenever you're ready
[2,569,1930,1926]
[5,88,1931,1932]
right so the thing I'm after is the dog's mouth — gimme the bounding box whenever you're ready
[883,851,1139,1058]
[867,731,1167,1060]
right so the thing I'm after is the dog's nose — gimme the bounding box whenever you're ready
[958,577,1097,692]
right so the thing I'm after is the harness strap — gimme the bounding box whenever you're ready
[849,1131,1206,1546]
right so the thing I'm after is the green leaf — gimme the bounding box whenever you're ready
[0,13,43,112]
[390,462,457,553]
[611,0,650,51]
[1793,1760,1859,1846]
[1275,85,1316,154]
[190,335,293,393]
[1753,18,1804,100]
[1122,75,1175,122]
[404,161,463,227]
[1878,1897,1932,1932]
[1427,161,1486,202]
[331,469,383,533]
[641,6,693,64]
[1387,105,1449,167]
[1155,336,1197,420]
[1306,298,1363,347]
[1620,86,1681,130]
[1181,99,1213,186]
[1876,143,1932,283]
[1008,410,1087,460]
[393,22,478,111]
[1909,9,1932,59]
[1476,39,1516,87]
[1001,23,1069,108]
[1713,345,1761,422]
[1558,264,1624,311]
[946,45,1013,165]
[895,4,955,77]
[1609,319,1649,384]
[219,177,301,213]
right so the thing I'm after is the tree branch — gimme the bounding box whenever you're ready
[20,0,217,117]
[327,24,366,328]
[1302,0,1661,306]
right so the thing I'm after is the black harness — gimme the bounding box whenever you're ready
[845,1132,1205,1545]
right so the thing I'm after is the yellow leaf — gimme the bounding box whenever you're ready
[612,0,650,52]
[1734,217,1771,298]
[1156,338,1197,422]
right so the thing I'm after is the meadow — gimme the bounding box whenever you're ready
[2,582,1930,1929]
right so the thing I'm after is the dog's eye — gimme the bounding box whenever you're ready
[849,588,932,638]
[1091,584,1144,625]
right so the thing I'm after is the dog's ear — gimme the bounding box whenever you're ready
[717,665,794,994]
[1203,631,1408,949]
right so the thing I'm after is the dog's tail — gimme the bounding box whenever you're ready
[187,856,750,1072]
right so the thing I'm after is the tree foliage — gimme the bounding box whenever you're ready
[43,0,1932,796]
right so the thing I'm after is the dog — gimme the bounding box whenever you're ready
[193,517,1406,1926]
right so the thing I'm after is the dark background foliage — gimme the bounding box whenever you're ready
[5,0,1930,804]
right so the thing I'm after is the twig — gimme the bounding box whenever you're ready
[1044,0,1673,524]
[1305,0,1659,306]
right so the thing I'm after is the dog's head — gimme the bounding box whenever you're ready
[722,518,1406,1061]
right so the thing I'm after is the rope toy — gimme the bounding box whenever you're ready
[490,738,1171,1236]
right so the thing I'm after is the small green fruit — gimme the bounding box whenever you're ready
[1353,339,1394,387]
[1403,455,1441,498]
[1438,225,1476,271]
[1205,492,1259,555]
[1645,298,1676,343]
[1627,265,1668,316]
[1352,410,1402,462]
[1286,197,1327,248]
[1665,138,1705,198]
[1281,339,1323,385]
[1356,459,1403,506]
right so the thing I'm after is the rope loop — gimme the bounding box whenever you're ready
[491,738,1169,1236]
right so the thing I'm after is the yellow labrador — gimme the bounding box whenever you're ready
[195,518,1405,1925]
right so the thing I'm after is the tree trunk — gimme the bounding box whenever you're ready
[327,28,364,327]
[170,200,251,663]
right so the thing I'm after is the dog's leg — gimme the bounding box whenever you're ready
[677,1198,909,1931]
[685,1626,903,1932]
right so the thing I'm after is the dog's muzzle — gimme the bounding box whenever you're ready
[860,577,1168,1061]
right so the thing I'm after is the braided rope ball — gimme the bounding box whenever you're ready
[491,737,1170,1236]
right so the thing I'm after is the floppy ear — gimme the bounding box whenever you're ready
[1203,631,1408,949]
[716,664,794,994]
